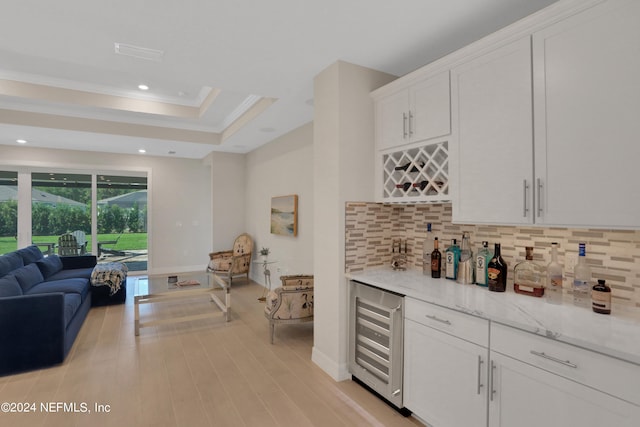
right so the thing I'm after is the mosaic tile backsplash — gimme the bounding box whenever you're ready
[345,202,640,308]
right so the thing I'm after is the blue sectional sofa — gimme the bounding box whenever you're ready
[0,245,97,376]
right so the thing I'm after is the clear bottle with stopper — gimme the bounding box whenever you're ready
[546,242,563,304]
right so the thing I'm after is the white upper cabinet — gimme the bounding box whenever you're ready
[375,71,451,151]
[532,0,640,228]
[451,37,534,224]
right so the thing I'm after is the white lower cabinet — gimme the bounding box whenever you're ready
[404,298,489,427]
[488,350,640,427]
[403,300,640,427]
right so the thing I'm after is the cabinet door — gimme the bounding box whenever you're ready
[404,319,488,427]
[489,351,640,427]
[451,37,534,224]
[409,71,451,143]
[533,0,640,227]
[376,89,409,151]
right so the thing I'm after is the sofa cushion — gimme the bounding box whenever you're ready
[12,264,45,293]
[46,267,94,282]
[16,245,44,264]
[0,275,23,297]
[25,278,90,301]
[63,293,82,327]
[36,255,64,279]
[0,252,24,277]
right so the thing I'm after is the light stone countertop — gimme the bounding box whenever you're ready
[346,267,640,366]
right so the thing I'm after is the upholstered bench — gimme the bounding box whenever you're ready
[90,262,128,306]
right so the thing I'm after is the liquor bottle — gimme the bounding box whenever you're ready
[394,161,425,172]
[431,237,442,278]
[475,241,491,287]
[422,223,433,275]
[487,243,507,292]
[573,243,591,308]
[546,242,563,304]
[395,182,412,191]
[514,247,545,297]
[591,279,611,314]
[456,232,474,284]
[445,239,460,280]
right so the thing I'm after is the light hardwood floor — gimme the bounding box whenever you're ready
[0,277,423,427]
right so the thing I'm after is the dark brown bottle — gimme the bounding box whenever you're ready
[487,243,508,292]
[431,237,442,278]
[592,279,611,314]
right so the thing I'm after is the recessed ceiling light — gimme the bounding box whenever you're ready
[138,149,146,154]
[138,84,149,91]
[16,139,27,144]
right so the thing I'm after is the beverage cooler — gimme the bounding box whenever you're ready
[348,280,409,415]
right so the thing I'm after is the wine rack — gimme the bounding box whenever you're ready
[381,140,449,202]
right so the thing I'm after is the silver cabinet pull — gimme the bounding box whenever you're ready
[537,178,543,217]
[477,355,484,395]
[403,112,408,138]
[530,350,577,369]
[425,314,451,325]
[490,360,497,401]
[408,111,414,137]
[392,389,401,397]
[523,179,529,217]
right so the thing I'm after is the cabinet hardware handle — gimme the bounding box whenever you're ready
[537,178,543,217]
[425,314,451,325]
[408,111,414,137]
[523,180,529,217]
[490,361,497,402]
[392,389,401,397]
[530,350,577,368]
[403,113,408,138]
[477,355,484,395]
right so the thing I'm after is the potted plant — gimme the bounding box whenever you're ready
[260,247,270,261]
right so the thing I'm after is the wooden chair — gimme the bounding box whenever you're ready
[71,230,87,254]
[264,275,314,344]
[58,233,82,256]
[207,233,253,285]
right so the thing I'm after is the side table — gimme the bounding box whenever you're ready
[253,259,277,301]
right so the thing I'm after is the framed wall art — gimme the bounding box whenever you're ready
[271,195,298,236]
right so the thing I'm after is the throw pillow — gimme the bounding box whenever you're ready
[36,255,64,279]
[0,275,23,297]
[16,245,44,264]
[0,252,24,277]
[12,264,45,293]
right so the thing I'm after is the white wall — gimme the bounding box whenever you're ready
[208,152,246,253]
[245,123,314,287]
[312,61,396,380]
[0,145,212,274]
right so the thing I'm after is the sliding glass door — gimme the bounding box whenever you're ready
[2,168,148,272]
[0,171,18,255]
[96,175,148,271]
[31,172,91,256]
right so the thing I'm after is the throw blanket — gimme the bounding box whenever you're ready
[91,262,128,296]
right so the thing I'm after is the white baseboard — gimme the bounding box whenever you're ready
[311,346,351,382]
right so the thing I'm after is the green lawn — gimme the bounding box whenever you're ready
[0,233,147,256]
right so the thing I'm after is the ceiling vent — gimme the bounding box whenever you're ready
[114,43,164,62]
